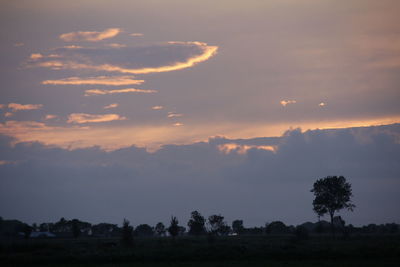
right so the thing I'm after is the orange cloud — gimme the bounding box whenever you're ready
[0,104,5,109]
[30,53,43,60]
[44,114,57,120]
[42,76,144,86]
[319,102,326,107]
[1,116,399,152]
[130,33,144,37]
[59,28,121,42]
[173,122,184,127]
[280,100,297,107]
[152,106,163,110]
[67,113,126,124]
[4,112,13,118]
[84,88,156,96]
[106,43,127,48]
[218,143,276,155]
[168,113,183,118]
[8,103,43,111]
[104,103,118,109]
[34,42,218,75]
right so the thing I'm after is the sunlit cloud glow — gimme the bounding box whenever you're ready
[218,143,276,155]
[167,113,183,118]
[42,76,144,86]
[8,103,43,111]
[84,88,156,96]
[33,42,218,75]
[173,122,184,127]
[319,102,326,107]
[280,100,297,107]
[30,53,43,60]
[67,113,126,124]
[152,106,163,110]
[104,103,118,109]
[130,33,144,37]
[4,112,13,118]
[44,114,57,120]
[59,28,121,42]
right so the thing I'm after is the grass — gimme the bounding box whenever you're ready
[1,235,399,266]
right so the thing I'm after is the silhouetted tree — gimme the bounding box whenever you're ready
[121,219,134,247]
[311,176,355,235]
[208,214,229,235]
[232,220,244,235]
[71,219,80,238]
[188,211,206,236]
[134,224,154,237]
[168,216,179,238]
[265,221,290,234]
[22,224,32,239]
[155,222,166,236]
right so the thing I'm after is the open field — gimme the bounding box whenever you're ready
[1,235,399,266]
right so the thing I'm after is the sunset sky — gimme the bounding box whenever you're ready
[1,0,399,226]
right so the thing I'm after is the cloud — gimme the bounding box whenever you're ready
[130,33,144,37]
[173,122,184,127]
[167,113,183,118]
[280,100,297,107]
[63,45,83,49]
[218,143,276,155]
[104,103,118,109]
[0,160,17,165]
[319,102,326,107]
[106,43,127,48]
[32,41,218,75]
[42,76,144,86]
[8,103,43,111]
[14,42,24,47]
[44,114,57,120]
[151,106,163,110]
[0,104,4,109]
[30,53,43,60]
[67,113,126,124]
[84,88,156,96]
[0,124,399,226]
[4,112,13,118]
[59,28,121,42]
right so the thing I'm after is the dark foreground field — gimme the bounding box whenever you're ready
[1,235,399,266]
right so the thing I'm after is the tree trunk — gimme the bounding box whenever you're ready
[330,211,335,238]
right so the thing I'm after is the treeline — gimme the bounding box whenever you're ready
[1,211,399,240]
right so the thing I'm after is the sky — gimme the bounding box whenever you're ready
[0,0,400,227]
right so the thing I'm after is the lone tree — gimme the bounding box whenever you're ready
[121,219,134,247]
[311,176,355,234]
[168,216,179,238]
[188,211,206,236]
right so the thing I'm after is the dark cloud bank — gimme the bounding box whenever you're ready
[1,124,399,227]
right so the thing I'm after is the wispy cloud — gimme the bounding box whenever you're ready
[151,106,163,110]
[106,43,127,48]
[84,88,156,96]
[59,28,121,42]
[280,100,297,107]
[0,104,5,109]
[67,113,126,124]
[173,122,184,127]
[167,112,183,118]
[14,42,24,47]
[42,76,144,86]
[319,102,326,107]
[32,42,218,75]
[104,103,118,109]
[4,112,13,118]
[130,33,144,37]
[44,114,57,120]
[30,53,43,60]
[8,103,43,111]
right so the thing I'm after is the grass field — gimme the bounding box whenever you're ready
[1,235,399,266]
